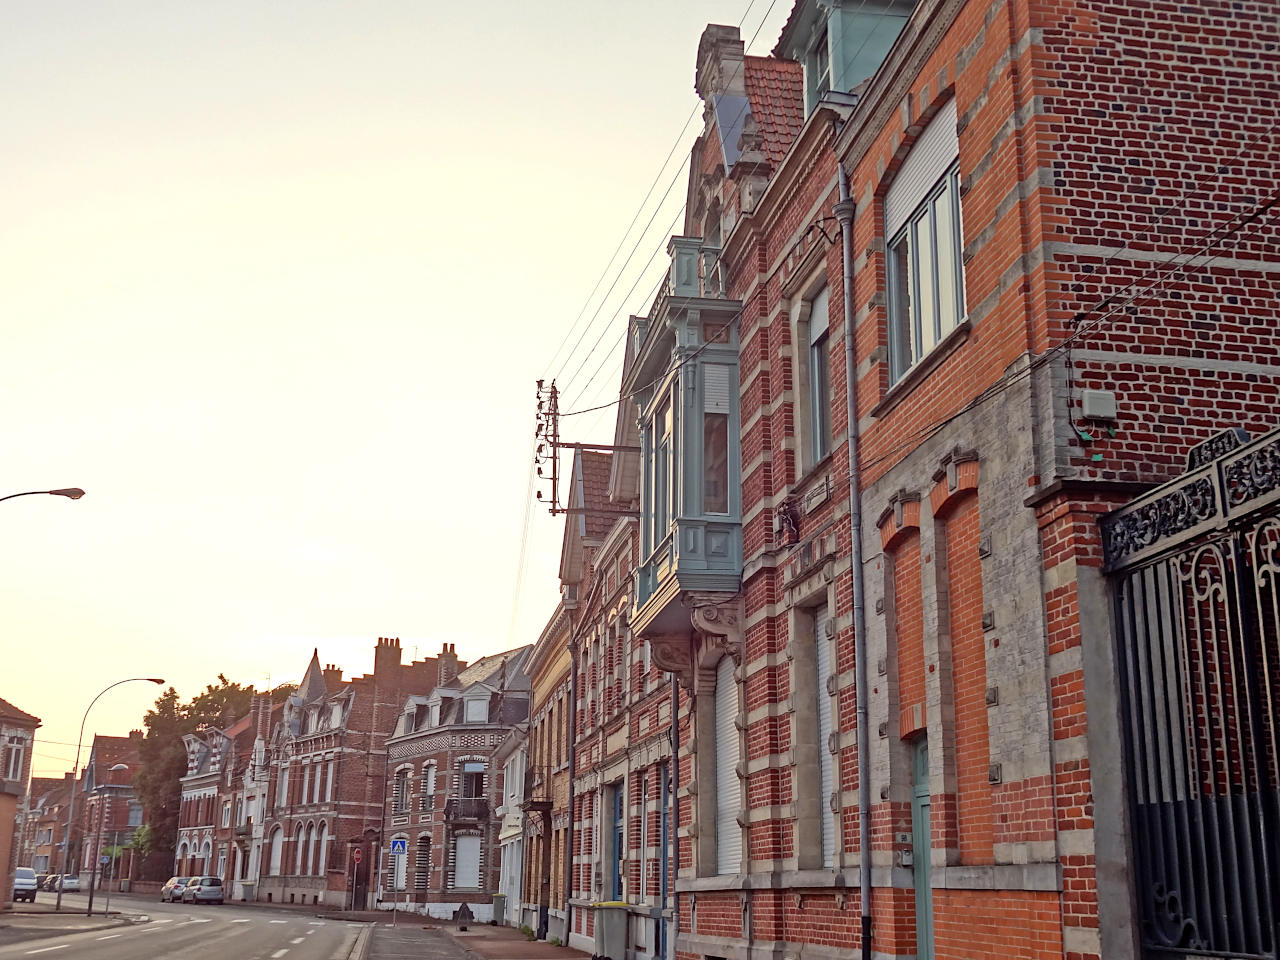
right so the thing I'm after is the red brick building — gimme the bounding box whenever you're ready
[381,644,532,919]
[257,639,446,907]
[610,3,1280,960]
[18,776,72,877]
[77,733,144,887]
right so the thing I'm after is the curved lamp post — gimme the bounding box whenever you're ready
[0,488,85,504]
[57,678,164,913]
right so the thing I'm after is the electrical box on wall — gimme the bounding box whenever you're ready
[1081,389,1118,421]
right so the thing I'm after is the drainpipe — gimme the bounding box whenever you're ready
[668,675,680,960]
[564,621,579,944]
[834,164,872,960]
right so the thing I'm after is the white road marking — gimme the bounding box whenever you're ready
[96,935,122,941]
[306,929,315,935]
[271,950,289,958]
[230,918,252,923]
[269,919,288,924]
[185,918,213,924]
[307,920,325,925]
[290,937,305,944]
[154,918,174,924]
[25,947,68,955]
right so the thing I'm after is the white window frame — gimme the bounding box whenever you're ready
[4,735,26,781]
[807,286,832,464]
[465,697,488,723]
[884,99,965,383]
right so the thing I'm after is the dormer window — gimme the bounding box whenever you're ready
[465,697,488,723]
[808,26,831,109]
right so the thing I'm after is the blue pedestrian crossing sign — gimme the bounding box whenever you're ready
[390,838,407,857]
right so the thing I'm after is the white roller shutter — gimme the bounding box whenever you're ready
[454,835,481,888]
[704,364,732,414]
[714,655,742,875]
[884,98,959,238]
[813,606,836,867]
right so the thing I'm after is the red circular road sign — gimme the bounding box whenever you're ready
[352,849,362,864]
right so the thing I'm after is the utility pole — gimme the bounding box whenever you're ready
[533,379,640,519]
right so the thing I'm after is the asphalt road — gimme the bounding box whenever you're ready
[0,893,366,960]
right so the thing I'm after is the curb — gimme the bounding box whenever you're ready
[347,922,374,960]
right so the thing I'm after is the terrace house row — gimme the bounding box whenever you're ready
[525,3,1280,960]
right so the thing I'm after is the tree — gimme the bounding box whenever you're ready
[131,675,263,881]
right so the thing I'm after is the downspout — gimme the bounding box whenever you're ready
[668,675,680,960]
[834,163,873,960]
[564,618,579,944]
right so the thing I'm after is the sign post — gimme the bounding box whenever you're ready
[350,848,362,911]
[390,838,407,927]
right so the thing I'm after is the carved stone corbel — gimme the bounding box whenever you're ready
[685,592,745,668]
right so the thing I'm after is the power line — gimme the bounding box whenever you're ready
[542,0,777,378]
[549,0,787,400]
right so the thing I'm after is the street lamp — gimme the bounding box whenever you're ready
[57,677,164,913]
[0,488,85,503]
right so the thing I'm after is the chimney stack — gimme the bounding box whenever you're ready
[439,642,459,684]
[323,663,344,687]
[374,636,403,678]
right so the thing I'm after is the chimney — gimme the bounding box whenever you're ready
[323,663,344,687]
[439,642,459,685]
[374,636,403,677]
[256,693,270,741]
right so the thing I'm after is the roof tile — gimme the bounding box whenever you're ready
[744,56,805,169]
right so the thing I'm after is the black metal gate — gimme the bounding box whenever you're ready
[1102,429,1280,960]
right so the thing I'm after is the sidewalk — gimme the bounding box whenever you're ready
[440,923,590,960]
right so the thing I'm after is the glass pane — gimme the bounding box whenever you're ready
[703,412,729,514]
[934,181,957,334]
[915,210,938,355]
[810,335,830,460]
[890,233,914,378]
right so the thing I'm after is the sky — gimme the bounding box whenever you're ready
[3,0,794,778]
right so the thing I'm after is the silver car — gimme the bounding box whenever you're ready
[181,876,223,904]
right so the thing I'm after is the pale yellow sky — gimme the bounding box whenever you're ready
[5,1,793,777]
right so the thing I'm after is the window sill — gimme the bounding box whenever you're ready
[793,453,833,500]
[869,318,971,421]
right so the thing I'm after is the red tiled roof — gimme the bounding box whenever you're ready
[580,450,615,540]
[0,696,40,727]
[744,56,805,169]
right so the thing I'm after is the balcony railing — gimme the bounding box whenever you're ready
[234,819,251,837]
[443,796,490,821]
[521,766,552,811]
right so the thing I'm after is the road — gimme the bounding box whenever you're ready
[0,893,366,960]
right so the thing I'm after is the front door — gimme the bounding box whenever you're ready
[911,738,934,960]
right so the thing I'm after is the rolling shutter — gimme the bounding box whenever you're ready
[884,98,959,238]
[454,835,481,888]
[813,606,836,867]
[714,655,742,874]
[704,364,732,414]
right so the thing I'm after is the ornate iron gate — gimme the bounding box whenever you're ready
[1102,429,1280,959]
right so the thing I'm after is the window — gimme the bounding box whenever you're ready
[703,365,731,514]
[326,760,336,802]
[301,764,311,804]
[885,100,965,382]
[294,824,305,873]
[415,836,431,891]
[807,287,832,463]
[276,763,288,809]
[453,834,481,888]
[268,828,283,875]
[221,800,231,828]
[4,735,26,780]
[656,394,675,538]
[420,764,436,811]
[461,762,485,799]
[713,656,742,875]
[235,798,244,825]
[465,697,488,723]
[805,26,831,113]
[392,769,409,814]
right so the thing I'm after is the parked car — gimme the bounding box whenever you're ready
[181,876,223,904]
[55,874,80,892]
[12,867,37,903]
[160,876,191,902]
